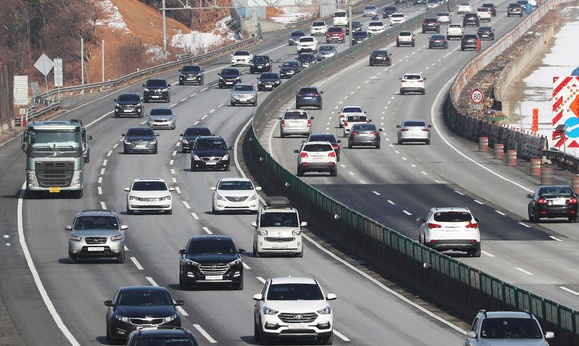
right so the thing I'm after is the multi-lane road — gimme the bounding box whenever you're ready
[0,1,575,345]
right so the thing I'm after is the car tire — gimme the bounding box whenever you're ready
[68,253,77,264]
[469,247,481,257]
[231,102,236,106]
[296,251,303,258]
[330,168,338,177]
[321,333,334,345]
[190,164,196,172]
[233,279,244,290]
[165,209,172,215]
[253,101,257,106]
[117,251,125,264]
[126,207,133,215]
[569,215,578,223]
[179,273,190,290]
[376,143,380,149]
[297,168,304,177]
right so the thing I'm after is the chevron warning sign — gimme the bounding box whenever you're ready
[553,76,579,148]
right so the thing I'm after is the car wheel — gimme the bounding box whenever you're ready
[398,139,403,145]
[114,113,119,118]
[422,90,425,95]
[296,251,303,258]
[321,333,334,345]
[348,142,352,149]
[376,143,380,149]
[253,101,257,106]
[297,168,304,177]
[68,253,77,264]
[469,247,481,257]
[126,205,133,214]
[231,102,236,106]
[330,168,338,177]
[233,278,244,290]
[396,42,400,47]
[179,273,190,290]
[191,164,196,172]
[165,209,172,215]
[117,251,125,264]
[569,215,578,223]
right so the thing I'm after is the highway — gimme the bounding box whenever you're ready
[0,1,573,345]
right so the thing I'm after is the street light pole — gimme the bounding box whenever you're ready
[162,0,167,62]
[348,0,352,47]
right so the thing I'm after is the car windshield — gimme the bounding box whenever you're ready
[300,37,314,42]
[132,181,168,191]
[480,318,542,339]
[184,128,211,136]
[221,69,239,76]
[74,216,119,230]
[282,62,299,68]
[328,27,342,33]
[260,212,298,227]
[369,22,383,27]
[149,108,172,116]
[353,124,376,131]
[319,46,334,52]
[538,186,574,197]
[234,84,254,91]
[118,94,140,102]
[297,54,314,62]
[146,79,167,87]
[284,111,307,120]
[218,180,254,190]
[404,75,421,80]
[187,239,236,255]
[133,336,196,345]
[433,211,472,222]
[303,144,333,152]
[343,107,362,112]
[310,135,334,142]
[403,121,427,127]
[260,73,278,79]
[117,291,172,306]
[182,65,201,73]
[195,139,227,150]
[126,128,154,137]
[234,51,250,56]
[299,87,317,93]
[267,283,324,301]
[254,56,269,62]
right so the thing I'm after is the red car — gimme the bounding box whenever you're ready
[325,26,346,43]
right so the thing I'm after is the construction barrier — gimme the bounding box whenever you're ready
[494,143,505,159]
[530,158,541,176]
[507,149,517,166]
[479,137,489,152]
[541,165,554,185]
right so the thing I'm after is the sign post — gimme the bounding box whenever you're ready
[470,88,485,119]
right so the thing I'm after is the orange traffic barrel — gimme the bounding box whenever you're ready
[506,149,517,166]
[494,143,504,159]
[479,137,489,152]
[530,158,541,176]
[572,176,579,194]
[541,165,553,185]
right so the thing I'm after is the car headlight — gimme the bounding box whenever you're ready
[222,154,230,160]
[111,234,124,241]
[161,195,172,201]
[143,88,150,92]
[317,305,332,315]
[263,306,278,315]
[292,229,301,235]
[124,140,132,145]
[182,139,189,144]
[69,234,82,242]
[161,88,168,92]
[192,154,201,161]
[162,314,178,323]
[150,140,157,144]
[215,193,226,201]
[185,259,200,266]
[228,258,242,266]
[248,194,258,201]
[115,314,130,323]
[115,104,121,109]
[258,229,268,236]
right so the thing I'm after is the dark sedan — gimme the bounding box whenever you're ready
[257,72,281,91]
[369,50,392,66]
[279,61,301,78]
[476,26,495,40]
[383,6,397,18]
[308,133,341,161]
[114,93,143,118]
[527,185,578,222]
[461,34,479,51]
[428,34,448,49]
[180,126,212,153]
[105,286,183,343]
[348,123,382,149]
[179,235,245,290]
[288,30,306,45]
[217,68,241,88]
[296,53,316,69]
[190,136,232,171]
[122,126,158,154]
[352,31,369,45]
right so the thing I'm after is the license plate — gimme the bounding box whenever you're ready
[124,109,132,112]
[88,247,104,252]
[272,243,288,249]
[550,199,565,206]
[205,275,223,280]
[136,144,146,149]
[288,323,307,329]
[49,187,61,193]
[206,162,217,165]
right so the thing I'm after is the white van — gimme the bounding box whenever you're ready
[332,10,348,26]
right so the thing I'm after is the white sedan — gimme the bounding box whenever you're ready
[231,50,253,66]
[211,178,262,213]
[389,13,406,25]
[367,21,386,36]
[125,178,174,214]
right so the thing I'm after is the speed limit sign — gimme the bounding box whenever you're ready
[470,88,484,104]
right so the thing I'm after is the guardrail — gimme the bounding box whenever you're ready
[248,0,579,343]
[15,36,260,125]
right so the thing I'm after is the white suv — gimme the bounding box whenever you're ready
[252,197,306,257]
[295,141,338,176]
[297,36,318,53]
[280,109,313,138]
[310,21,328,35]
[125,178,175,214]
[253,277,337,345]
[417,207,481,257]
[343,114,369,137]
[465,310,554,345]
[338,105,366,128]
[332,10,348,26]
[446,24,464,40]
[399,73,426,95]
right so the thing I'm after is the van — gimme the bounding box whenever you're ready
[332,10,348,26]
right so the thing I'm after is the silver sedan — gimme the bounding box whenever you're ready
[396,119,431,145]
[147,107,176,130]
[230,83,257,106]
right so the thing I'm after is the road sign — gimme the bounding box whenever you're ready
[470,88,484,104]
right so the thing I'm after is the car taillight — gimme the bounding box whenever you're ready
[401,129,409,132]
[281,120,285,127]
[340,114,345,119]
[537,197,548,205]
[422,128,430,132]
[344,122,348,126]
[427,223,441,229]
[300,152,309,158]
[328,151,336,157]
[332,145,339,150]
[351,131,359,135]
[307,119,311,126]
[466,221,478,229]
[418,79,424,82]
[371,131,379,135]
[569,197,578,204]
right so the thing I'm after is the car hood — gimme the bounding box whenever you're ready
[114,305,177,318]
[259,77,280,82]
[231,90,256,95]
[216,189,256,197]
[259,227,299,234]
[265,300,329,313]
[474,340,549,346]
[148,115,174,121]
[71,229,123,237]
[186,253,240,263]
[221,74,240,79]
[129,190,170,198]
[125,135,156,141]
[117,100,140,106]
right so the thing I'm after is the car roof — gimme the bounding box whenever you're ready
[119,285,169,293]
[218,177,252,183]
[76,210,118,217]
[188,234,233,242]
[270,277,317,285]
[129,327,196,338]
[430,206,471,213]
[480,310,535,319]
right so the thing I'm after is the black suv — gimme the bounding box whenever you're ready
[126,327,198,346]
[179,235,245,290]
[178,65,204,85]
[114,93,143,118]
[180,126,212,153]
[461,34,479,51]
[142,78,170,103]
[422,18,440,33]
[250,55,272,74]
[296,86,323,109]
[218,68,241,88]
[190,135,232,171]
[463,12,480,27]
